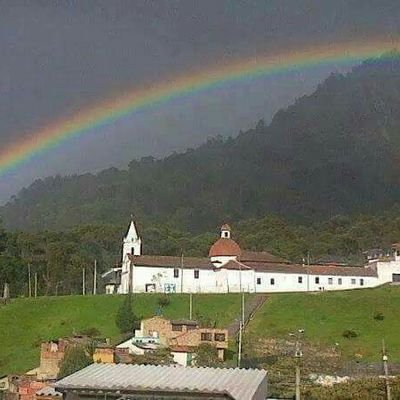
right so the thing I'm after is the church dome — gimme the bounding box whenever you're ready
[209,238,241,257]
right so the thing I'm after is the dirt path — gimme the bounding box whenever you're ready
[226,294,268,337]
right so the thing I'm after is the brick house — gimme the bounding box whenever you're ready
[136,316,228,360]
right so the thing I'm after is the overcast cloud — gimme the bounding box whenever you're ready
[1,0,400,203]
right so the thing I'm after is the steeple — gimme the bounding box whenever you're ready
[123,216,142,257]
[220,224,231,239]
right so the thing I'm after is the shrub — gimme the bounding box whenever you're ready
[131,348,174,366]
[373,311,385,321]
[78,327,101,337]
[342,329,358,339]
[194,343,223,367]
[158,294,171,308]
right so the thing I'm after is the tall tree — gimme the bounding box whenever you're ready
[115,294,138,333]
[58,346,92,378]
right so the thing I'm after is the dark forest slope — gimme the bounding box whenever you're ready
[2,52,400,232]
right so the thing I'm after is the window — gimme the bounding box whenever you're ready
[214,333,226,342]
[224,231,229,238]
[298,276,303,284]
[360,278,364,286]
[131,247,135,254]
[328,277,333,285]
[201,332,212,341]
[256,277,261,285]
[270,278,275,285]
[315,277,320,284]
[194,270,199,279]
[351,278,356,284]
[172,324,183,332]
[338,278,342,285]
[173,268,179,278]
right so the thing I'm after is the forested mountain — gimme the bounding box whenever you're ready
[2,52,400,232]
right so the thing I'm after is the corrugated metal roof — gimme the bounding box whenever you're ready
[55,363,267,400]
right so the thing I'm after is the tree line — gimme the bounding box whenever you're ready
[1,205,400,298]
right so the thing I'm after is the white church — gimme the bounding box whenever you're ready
[103,219,400,294]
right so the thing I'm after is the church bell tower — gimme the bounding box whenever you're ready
[123,216,142,258]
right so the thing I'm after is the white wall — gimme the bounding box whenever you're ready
[376,260,400,284]
[254,271,378,293]
[172,351,190,366]
[120,256,131,293]
[126,263,382,294]
[131,265,228,293]
[116,339,145,355]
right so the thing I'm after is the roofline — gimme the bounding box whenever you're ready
[129,260,377,276]
[54,385,234,399]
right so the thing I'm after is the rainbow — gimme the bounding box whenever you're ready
[1,38,399,176]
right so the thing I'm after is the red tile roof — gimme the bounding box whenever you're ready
[128,254,377,277]
[239,250,288,263]
[129,255,213,269]
[209,238,241,257]
[220,260,252,270]
[170,345,195,353]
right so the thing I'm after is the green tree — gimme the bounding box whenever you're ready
[58,345,92,378]
[0,219,6,254]
[194,343,223,367]
[115,294,138,333]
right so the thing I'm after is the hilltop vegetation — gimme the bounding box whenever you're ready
[1,52,400,232]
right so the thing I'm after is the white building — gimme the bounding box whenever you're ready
[103,219,400,294]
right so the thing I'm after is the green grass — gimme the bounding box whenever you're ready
[0,293,243,376]
[247,285,400,362]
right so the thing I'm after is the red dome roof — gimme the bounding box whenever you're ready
[209,238,241,257]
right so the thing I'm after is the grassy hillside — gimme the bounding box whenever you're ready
[247,285,400,362]
[0,293,243,376]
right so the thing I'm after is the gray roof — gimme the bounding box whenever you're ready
[55,363,267,400]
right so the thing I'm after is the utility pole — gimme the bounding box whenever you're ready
[93,260,97,295]
[189,293,193,320]
[241,290,245,328]
[238,261,244,368]
[34,273,38,298]
[290,329,304,400]
[382,339,392,400]
[295,355,301,400]
[238,320,243,367]
[181,253,184,293]
[82,268,86,295]
[307,251,310,292]
[28,264,32,298]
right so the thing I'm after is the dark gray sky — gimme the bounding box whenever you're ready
[1,0,400,203]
